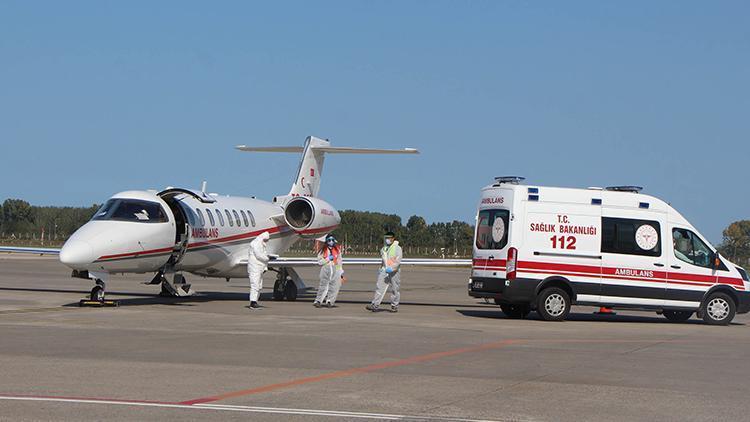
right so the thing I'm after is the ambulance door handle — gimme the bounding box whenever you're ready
[671,265,681,269]
[653,263,665,267]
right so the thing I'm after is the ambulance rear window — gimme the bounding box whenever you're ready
[476,209,510,250]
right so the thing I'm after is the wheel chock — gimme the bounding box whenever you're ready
[79,299,119,307]
[594,306,616,315]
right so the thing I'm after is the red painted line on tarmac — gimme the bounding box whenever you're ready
[179,338,522,405]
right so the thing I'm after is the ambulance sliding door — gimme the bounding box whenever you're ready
[524,201,602,303]
[600,215,666,307]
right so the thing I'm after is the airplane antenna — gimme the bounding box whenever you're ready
[201,181,207,194]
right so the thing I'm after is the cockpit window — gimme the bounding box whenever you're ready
[92,199,168,223]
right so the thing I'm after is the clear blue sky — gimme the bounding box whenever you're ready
[1,1,748,243]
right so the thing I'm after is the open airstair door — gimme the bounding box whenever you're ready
[157,188,215,266]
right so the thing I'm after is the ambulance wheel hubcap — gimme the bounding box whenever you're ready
[545,294,565,316]
[707,299,729,320]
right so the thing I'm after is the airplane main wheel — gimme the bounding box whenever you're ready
[90,285,105,302]
[273,280,285,301]
[284,282,298,301]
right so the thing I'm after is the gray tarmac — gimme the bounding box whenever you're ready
[0,254,748,422]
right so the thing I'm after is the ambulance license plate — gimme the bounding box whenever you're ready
[474,281,483,289]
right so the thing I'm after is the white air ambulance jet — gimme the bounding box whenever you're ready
[1,136,469,302]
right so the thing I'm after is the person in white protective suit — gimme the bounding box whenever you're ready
[313,234,345,308]
[247,231,271,309]
[366,231,402,313]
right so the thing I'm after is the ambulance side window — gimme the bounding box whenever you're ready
[476,209,509,250]
[672,228,712,268]
[601,217,661,257]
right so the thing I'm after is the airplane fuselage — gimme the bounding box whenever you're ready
[60,189,333,279]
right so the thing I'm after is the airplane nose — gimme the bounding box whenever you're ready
[59,240,95,268]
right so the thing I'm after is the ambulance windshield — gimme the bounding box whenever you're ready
[92,199,168,223]
[476,209,510,250]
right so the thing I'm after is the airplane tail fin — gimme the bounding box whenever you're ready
[236,136,418,197]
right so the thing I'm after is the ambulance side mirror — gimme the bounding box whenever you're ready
[711,252,721,270]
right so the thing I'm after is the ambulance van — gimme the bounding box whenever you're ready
[469,177,750,325]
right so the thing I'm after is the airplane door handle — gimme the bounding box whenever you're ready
[653,263,665,267]
[671,265,681,269]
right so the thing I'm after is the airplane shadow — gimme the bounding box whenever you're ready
[456,309,746,326]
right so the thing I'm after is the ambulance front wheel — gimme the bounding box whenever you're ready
[536,287,571,321]
[701,292,736,326]
[500,304,531,319]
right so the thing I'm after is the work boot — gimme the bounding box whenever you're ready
[313,301,322,308]
[250,301,259,309]
[390,305,398,313]
[326,301,334,308]
[365,303,379,312]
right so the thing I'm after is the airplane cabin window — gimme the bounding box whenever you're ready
[240,210,249,227]
[232,210,242,227]
[195,208,205,226]
[205,208,215,226]
[215,209,225,226]
[247,210,256,227]
[92,199,168,223]
[225,209,233,227]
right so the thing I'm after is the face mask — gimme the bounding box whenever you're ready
[385,238,393,246]
[326,240,335,247]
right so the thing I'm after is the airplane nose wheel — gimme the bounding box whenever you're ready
[90,280,106,302]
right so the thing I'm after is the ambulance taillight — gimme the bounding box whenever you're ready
[506,247,518,280]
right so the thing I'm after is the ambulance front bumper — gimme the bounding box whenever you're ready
[468,277,539,304]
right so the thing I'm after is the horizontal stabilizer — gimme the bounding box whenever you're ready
[311,147,419,154]
[235,146,304,153]
[235,146,419,154]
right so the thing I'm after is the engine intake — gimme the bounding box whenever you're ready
[283,197,340,237]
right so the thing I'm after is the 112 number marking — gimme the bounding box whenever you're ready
[550,235,577,250]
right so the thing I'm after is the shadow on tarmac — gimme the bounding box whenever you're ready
[0,286,493,309]
[456,309,746,325]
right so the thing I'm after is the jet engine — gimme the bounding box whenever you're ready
[283,197,341,237]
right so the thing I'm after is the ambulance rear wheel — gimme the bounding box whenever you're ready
[663,310,692,322]
[536,287,570,321]
[500,304,531,319]
[701,293,735,326]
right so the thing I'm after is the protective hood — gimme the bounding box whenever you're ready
[259,231,271,242]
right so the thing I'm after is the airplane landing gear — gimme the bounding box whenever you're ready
[90,279,105,301]
[273,268,302,301]
[79,272,117,307]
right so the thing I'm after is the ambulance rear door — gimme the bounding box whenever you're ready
[473,189,513,282]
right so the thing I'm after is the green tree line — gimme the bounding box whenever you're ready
[2,197,749,264]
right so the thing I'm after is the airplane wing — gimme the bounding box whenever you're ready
[235,257,471,267]
[0,246,61,255]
